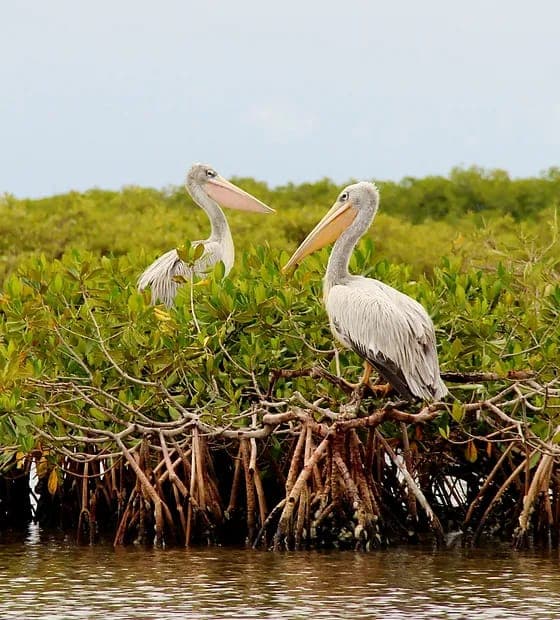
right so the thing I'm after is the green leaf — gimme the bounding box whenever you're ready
[451,401,465,423]
[176,245,190,262]
[193,243,205,261]
[168,406,181,421]
[213,260,226,280]
[529,452,542,470]
[128,293,142,313]
[89,407,108,422]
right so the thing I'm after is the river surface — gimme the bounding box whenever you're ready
[1,526,560,619]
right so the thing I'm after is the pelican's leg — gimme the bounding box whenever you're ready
[338,362,393,400]
[361,362,391,396]
[341,361,372,390]
[369,381,393,397]
[342,361,392,395]
[361,360,372,385]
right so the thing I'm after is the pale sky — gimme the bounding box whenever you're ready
[1,0,559,197]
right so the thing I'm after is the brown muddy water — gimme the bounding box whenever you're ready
[1,526,560,619]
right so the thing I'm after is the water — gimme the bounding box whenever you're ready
[1,525,560,619]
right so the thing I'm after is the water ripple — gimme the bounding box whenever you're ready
[1,529,560,618]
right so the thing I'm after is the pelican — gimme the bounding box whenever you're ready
[283,181,448,401]
[138,163,274,306]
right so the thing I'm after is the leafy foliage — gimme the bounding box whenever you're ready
[0,230,558,461]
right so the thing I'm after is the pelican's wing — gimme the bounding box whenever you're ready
[326,278,448,401]
[137,248,192,307]
[138,241,223,307]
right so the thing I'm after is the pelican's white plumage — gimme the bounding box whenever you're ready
[326,277,446,401]
[284,181,447,402]
[138,241,232,308]
[138,163,274,306]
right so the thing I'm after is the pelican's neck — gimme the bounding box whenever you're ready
[186,183,235,271]
[325,214,370,288]
[189,184,233,244]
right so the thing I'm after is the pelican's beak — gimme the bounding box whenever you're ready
[205,176,275,213]
[282,199,358,272]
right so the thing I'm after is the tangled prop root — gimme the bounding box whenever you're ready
[4,369,560,551]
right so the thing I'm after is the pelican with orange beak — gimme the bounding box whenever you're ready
[283,181,447,401]
[139,163,274,306]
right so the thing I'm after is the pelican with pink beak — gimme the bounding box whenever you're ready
[139,163,274,306]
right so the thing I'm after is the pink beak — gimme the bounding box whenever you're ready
[205,177,274,213]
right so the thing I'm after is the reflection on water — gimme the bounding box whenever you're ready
[1,524,560,619]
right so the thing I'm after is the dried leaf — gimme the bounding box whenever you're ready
[15,451,26,469]
[48,468,59,495]
[154,307,172,322]
[465,440,478,463]
[36,456,48,478]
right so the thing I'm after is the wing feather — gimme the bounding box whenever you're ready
[138,241,223,307]
[326,277,448,401]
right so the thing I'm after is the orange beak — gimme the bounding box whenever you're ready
[282,200,358,271]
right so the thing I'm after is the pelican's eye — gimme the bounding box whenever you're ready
[340,191,349,202]
[206,169,217,178]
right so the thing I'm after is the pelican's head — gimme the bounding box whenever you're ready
[283,181,379,271]
[185,163,274,213]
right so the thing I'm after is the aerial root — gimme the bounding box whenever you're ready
[272,432,331,550]
[21,372,560,550]
[240,438,257,542]
[514,452,555,549]
[375,431,444,544]
[267,419,390,551]
[112,430,223,547]
[225,444,243,519]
